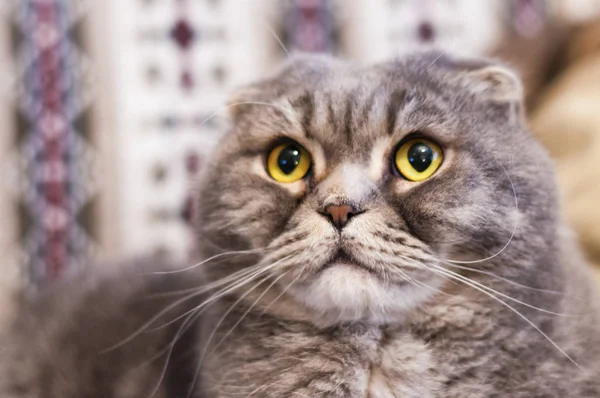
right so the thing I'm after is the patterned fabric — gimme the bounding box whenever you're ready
[106,0,230,262]
[14,0,95,285]
[284,0,336,53]
[509,0,548,38]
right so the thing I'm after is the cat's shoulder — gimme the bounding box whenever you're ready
[13,257,199,320]
[0,258,204,398]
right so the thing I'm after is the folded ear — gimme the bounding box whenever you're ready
[463,65,524,103]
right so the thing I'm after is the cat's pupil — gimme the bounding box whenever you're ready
[408,143,433,173]
[278,146,301,175]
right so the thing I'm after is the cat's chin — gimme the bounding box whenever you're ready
[289,263,436,325]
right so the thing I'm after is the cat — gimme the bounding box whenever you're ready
[1,51,600,398]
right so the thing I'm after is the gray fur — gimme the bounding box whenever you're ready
[1,51,599,397]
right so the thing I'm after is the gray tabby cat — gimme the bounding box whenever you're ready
[1,51,600,398]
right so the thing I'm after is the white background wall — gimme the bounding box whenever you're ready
[99,0,279,261]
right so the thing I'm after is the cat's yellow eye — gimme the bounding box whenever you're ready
[394,138,443,182]
[267,142,311,183]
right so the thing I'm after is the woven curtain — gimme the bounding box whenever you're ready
[15,0,95,285]
[284,0,336,53]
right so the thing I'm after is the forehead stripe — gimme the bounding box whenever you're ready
[342,91,359,146]
[386,90,406,136]
[290,91,315,140]
[326,93,337,135]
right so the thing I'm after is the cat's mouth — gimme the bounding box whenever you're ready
[322,249,377,276]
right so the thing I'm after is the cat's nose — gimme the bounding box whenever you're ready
[323,204,359,230]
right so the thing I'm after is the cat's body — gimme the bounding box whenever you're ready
[0,259,206,397]
[202,258,600,398]
[2,51,600,397]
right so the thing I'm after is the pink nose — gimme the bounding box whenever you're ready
[324,204,355,230]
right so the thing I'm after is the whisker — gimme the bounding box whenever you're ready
[396,255,577,316]
[145,248,265,275]
[147,259,289,333]
[422,265,584,371]
[101,289,207,354]
[148,306,199,398]
[202,270,292,364]
[114,258,293,396]
[445,162,519,265]
[103,262,278,353]
[430,264,574,317]
[196,101,297,130]
[197,274,273,368]
[144,262,268,299]
[264,23,301,78]
[442,261,566,296]
[260,263,307,316]
[398,268,452,297]
[187,256,294,398]
[417,205,500,246]
[396,256,459,288]
[417,25,456,79]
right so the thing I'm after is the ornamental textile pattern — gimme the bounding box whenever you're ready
[283,0,337,53]
[99,0,233,261]
[13,0,96,286]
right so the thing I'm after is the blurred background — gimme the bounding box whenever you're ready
[1,0,600,312]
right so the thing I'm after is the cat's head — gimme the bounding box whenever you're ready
[195,51,560,326]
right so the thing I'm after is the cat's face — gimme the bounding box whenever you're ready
[196,52,559,325]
